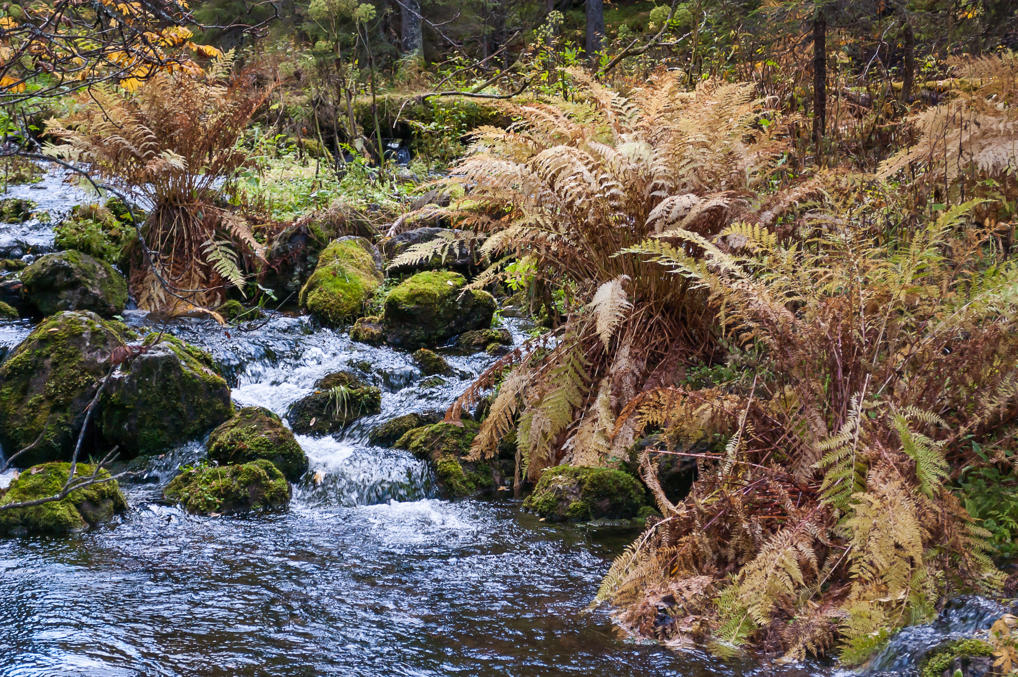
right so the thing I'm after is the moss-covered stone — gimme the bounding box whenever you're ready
[207,407,308,482]
[0,300,17,319]
[1,157,45,185]
[0,462,127,535]
[217,299,264,322]
[381,270,496,349]
[299,236,383,327]
[0,197,36,223]
[920,638,995,677]
[286,370,381,435]
[97,334,232,457]
[394,421,500,498]
[20,250,128,317]
[523,466,649,522]
[350,315,384,345]
[412,348,451,376]
[0,311,125,466]
[53,202,134,267]
[457,328,512,352]
[367,411,442,447]
[162,459,291,515]
[0,259,27,272]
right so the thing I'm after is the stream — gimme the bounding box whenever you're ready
[0,170,1007,676]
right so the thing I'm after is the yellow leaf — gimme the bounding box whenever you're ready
[0,16,17,29]
[0,75,26,93]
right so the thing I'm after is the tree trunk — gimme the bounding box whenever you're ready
[812,8,826,153]
[901,21,915,104]
[400,0,423,58]
[585,0,605,58]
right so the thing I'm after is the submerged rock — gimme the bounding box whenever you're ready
[0,462,127,535]
[20,250,128,317]
[162,459,290,515]
[97,335,232,457]
[207,407,308,482]
[0,311,125,467]
[523,466,649,522]
[299,237,383,326]
[367,411,442,447]
[287,371,381,435]
[381,271,495,349]
[395,421,507,498]
[412,348,451,376]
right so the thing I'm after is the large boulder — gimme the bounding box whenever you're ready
[162,459,290,515]
[523,466,649,522]
[207,407,308,482]
[97,334,232,457]
[0,462,127,535]
[287,371,381,435]
[395,421,509,498]
[20,250,128,317]
[381,271,496,349]
[298,237,383,326]
[0,311,125,467]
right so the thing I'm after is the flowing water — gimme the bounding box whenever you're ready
[0,169,1005,676]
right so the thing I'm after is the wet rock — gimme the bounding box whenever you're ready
[412,348,451,376]
[395,421,506,498]
[457,328,513,353]
[207,407,308,482]
[217,299,264,322]
[299,237,383,327]
[287,371,381,435]
[367,411,442,447]
[0,462,127,535]
[20,250,128,318]
[0,278,29,316]
[0,311,125,467]
[0,198,36,223]
[382,227,482,275]
[97,334,232,457]
[381,271,495,349]
[162,459,290,515]
[53,202,134,267]
[0,300,17,319]
[919,638,995,677]
[350,315,384,345]
[523,466,649,522]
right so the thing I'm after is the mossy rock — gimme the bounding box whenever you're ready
[207,407,308,482]
[53,202,134,267]
[299,236,383,327]
[920,638,995,677]
[0,198,36,223]
[412,348,451,376]
[217,299,264,322]
[523,466,649,522]
[0,311,125,467]
[162,459,291,515]
[394,421,499,498]
[367,411,442,447]
[382,271,496,349]
[1,157,45,185]
[457,328,512,352]
[286,370,381,435]
[350,315,384,345]
[0,259,27,272]
[20,250,128,318]
[0,300,17,319]
[97,334,232,457]
[0,462,127,536]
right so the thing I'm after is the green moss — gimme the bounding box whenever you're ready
[350,315,384,345]
[0,301,17,319]
[412,348,451,376]
[368,412,439,447]
[0,462,127,535]
[523,466,649,522]
[1,157,44,185]
[20,250,128,317]
[0,311,125,466]
[457,328,512,352]
[0,259,26,271]
[299,237,383,326]
[433,456,494,499]
[287,370,381,435]
[395,421,480,458]
[920,639,994,677]
[0,197,36,223]
[163,459,291,515]
[382,270,496,348]
[207,407,308,481]
[53,203,133,266]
